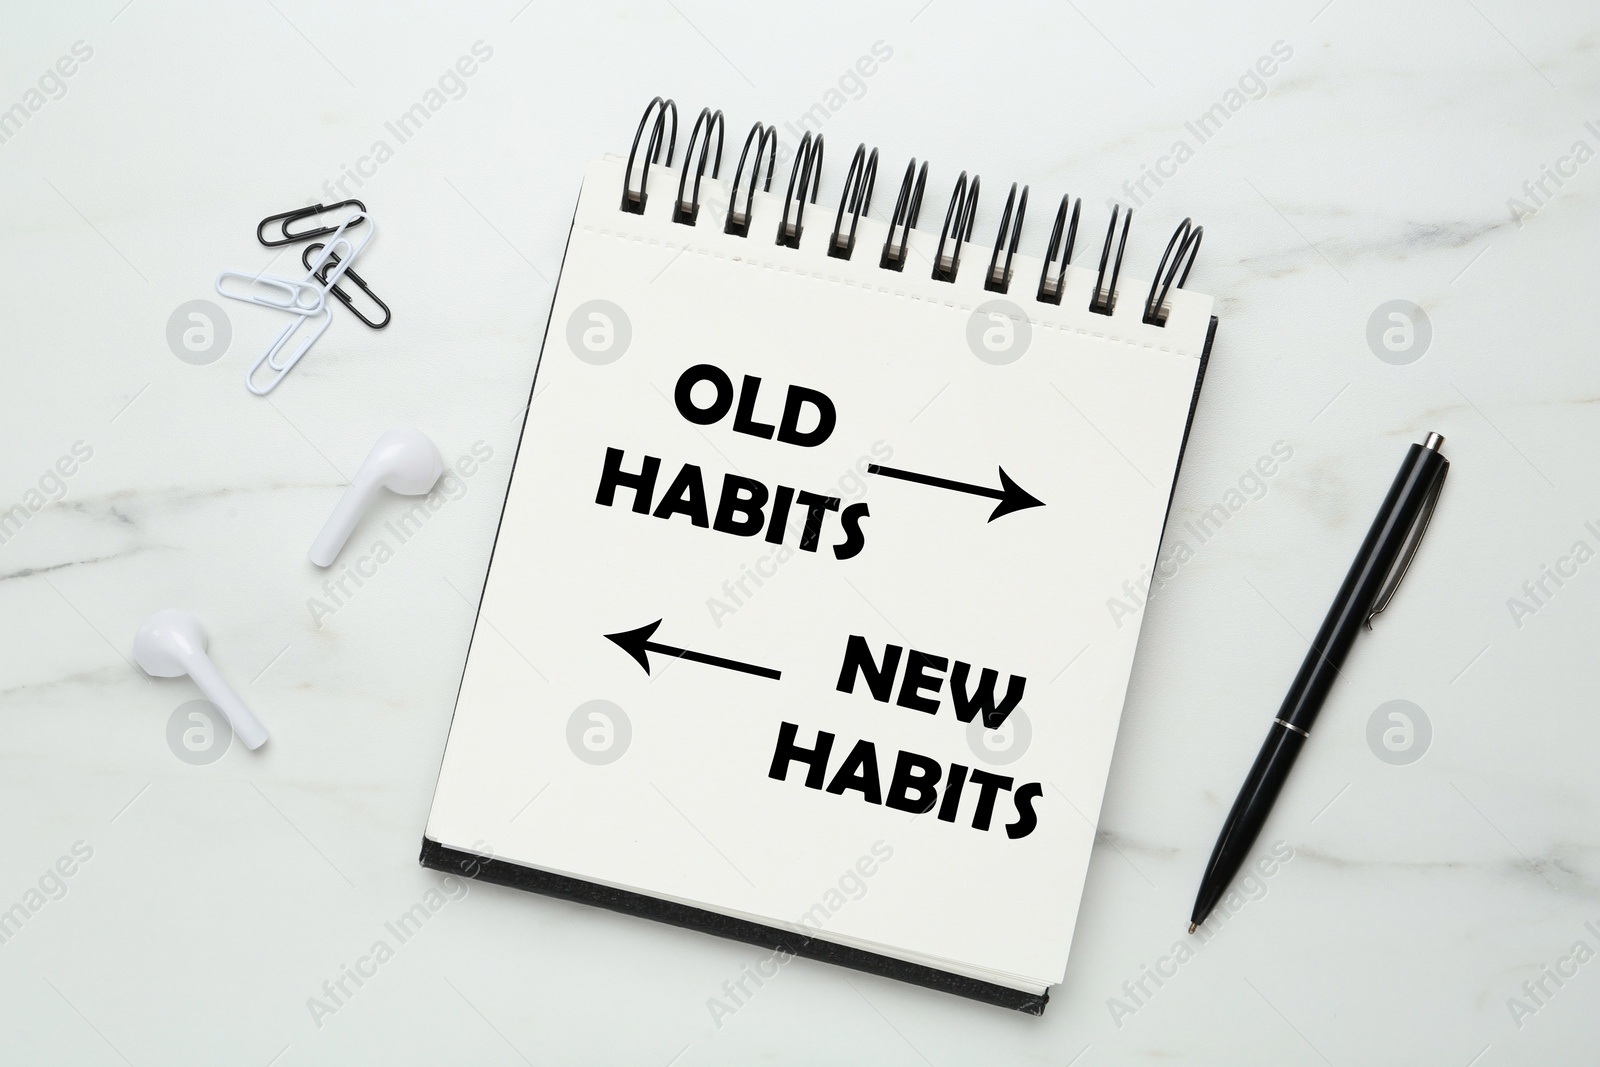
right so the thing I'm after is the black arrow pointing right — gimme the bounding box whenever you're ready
[866,463,1045,521]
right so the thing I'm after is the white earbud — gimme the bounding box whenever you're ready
[309,428,443,568]
[133,609,269,750]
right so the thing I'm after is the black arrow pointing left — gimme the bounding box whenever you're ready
[605,619,782,680]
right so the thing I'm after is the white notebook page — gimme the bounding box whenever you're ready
[427,154,1212,990]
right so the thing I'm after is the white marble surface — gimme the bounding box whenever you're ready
[2,0,1597,1063]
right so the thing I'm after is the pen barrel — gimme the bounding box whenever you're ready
[1191,724,1305,925]
[1277,443,1448,734]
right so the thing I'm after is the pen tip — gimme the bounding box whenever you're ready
[1188,922,1198,935]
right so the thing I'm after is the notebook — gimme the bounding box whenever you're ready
[423,99,1216,1014]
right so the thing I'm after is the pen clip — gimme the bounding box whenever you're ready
[1365,461,1448,629]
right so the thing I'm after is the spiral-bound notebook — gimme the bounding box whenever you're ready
[423,100,1216,1013]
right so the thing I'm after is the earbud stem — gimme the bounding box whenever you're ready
[309,475,377,568]
[182,650,269,750]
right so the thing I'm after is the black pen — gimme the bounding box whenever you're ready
[1189,432,1450,932]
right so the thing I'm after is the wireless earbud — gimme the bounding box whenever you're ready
[309,428,443,567]
[133,609,269,750]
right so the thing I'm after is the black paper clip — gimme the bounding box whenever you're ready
[302,243,391,329]
[257,200,368,247]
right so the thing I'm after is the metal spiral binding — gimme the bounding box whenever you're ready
[829,145,879,260]
[984,183,1028,294]
[1036,193,1081,305]
[622,97,677,215]
[1143,218,1203,327]
[673,108,724,226]
[1090,204,1132,315]
[932,172,980,283]
[725,121,776,237]
[618,100,1205,320]
[777,132,824,249]
[880,159,928,271]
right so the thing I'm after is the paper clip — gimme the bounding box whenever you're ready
[257,200,368,246]
[246,307,331,396]
[303,243,391,329]
[301,216,374,301]
[215,269,326,314]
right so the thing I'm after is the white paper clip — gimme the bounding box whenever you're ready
[215,269,327,314]
[246,306,331,396]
